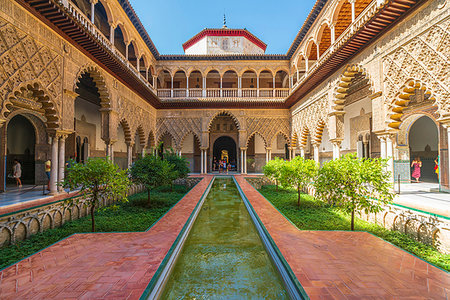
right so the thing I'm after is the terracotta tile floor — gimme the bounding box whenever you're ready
[234,175,450,299]
[0,176,213,299]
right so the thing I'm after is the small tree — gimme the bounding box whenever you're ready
[280,156,318,207]
[315,153,394,231]
[62,158,130,232]
[263,157,284,191]
[164,150,190,190]
[130,154,173,205]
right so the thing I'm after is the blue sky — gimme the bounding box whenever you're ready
[130,0,317,55]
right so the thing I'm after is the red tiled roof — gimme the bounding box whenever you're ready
[182,28,267,52]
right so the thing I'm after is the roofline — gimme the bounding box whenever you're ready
[286,0,328,58]
[158,54,287,61]
[116,0,327,60]
[182,28,267,52]
[118,0,160,58]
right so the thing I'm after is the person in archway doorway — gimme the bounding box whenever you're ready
[45,158,51,191]
[13,159,22,188]
[411,157,422,183]
[434,156,439,181]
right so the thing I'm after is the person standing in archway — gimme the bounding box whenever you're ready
[434,156,439,181]
[411,157,422,183]
[13,159,22,188]
[45,158,51,191]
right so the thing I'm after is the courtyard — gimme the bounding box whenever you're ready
[0,0,449,298]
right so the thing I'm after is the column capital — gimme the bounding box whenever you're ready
[90,0,98,4]
[240,147,248,151]
[265,147,272,151]
[109,21,117,29]
[330,138,343,146]
[63,89,79,100]
[200,147,209,151]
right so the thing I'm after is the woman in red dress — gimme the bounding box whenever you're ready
[411,157,422,183]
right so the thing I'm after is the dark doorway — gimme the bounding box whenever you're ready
[7,115,36,185]
[213,136,237,171]
[408,116,439,183]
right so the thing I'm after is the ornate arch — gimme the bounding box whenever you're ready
[207,111,241,131]
[156,131,178,149]
[312,119,327,145]
[246,131,267,148]
[257,68,274,77]
[134,125,146,147]
[180,130,201,149]
[3,81,60,129]
[118,119,132,144]
[75,65,111,109]
[270,130,290,148]
[147,130,156,148]
[299,127,311,148]
[238,67,258,77]
[187,68,204,77]
[388,79,437,129]
[333,64,374,112]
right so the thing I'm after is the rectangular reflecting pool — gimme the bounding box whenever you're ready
[161,177,289,299]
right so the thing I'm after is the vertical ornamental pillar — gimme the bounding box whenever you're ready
[49,136,59,195]
[58,134,67,192]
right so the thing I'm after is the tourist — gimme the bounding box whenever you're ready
[434,156,439,181]
[213,157,218,171]
[45,158,51,191]
[13,159,22,188]
[223,160,228,174]
[411,157,422,183]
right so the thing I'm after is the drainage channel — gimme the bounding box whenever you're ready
[145,176,306,299]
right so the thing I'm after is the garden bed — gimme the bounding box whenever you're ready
[258,184,450,271]
[0,184,190,269]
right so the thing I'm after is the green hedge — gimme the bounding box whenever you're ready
[0,184,190,270]
[258,184,450,271]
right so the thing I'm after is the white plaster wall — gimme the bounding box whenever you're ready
[186,36,265,55]
[342,96,372,151]
[74,99,103,151]
[115,124,127,152]
[271,135,287,154]
[320,127,333,152]
[182,133,194,153]
[254,134,265,154]
[185,37,207,55]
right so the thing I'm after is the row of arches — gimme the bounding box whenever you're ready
[156,69,290,98]
[292,0,372,84]
[70,0,155,85]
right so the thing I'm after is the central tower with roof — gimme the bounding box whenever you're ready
[182,19,267,55]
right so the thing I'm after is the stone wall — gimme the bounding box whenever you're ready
[0,184,145,247]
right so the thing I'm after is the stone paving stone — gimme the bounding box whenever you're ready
[0,176,212,299]
[234,175,450,299]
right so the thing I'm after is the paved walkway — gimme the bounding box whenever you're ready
[394,183,450,218]
[0,176,212,299]
[234,175,450,299]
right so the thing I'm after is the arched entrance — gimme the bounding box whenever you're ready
[6,115,36,185]
[408,116,439,183]
[213,136,237,171]
[209,112,240,173]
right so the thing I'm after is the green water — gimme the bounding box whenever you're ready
[161,177,289,299]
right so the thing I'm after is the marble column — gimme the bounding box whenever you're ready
[300,147,305,158]
[49,136,59,195]
[331,140,341,160]
[127,144,133,168]
[58,135,66,192]
[313,144,320,164]
[200,150,204,173]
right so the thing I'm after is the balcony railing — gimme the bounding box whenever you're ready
[60,0,156,93]
[157,88,290,100]
[291,0,383,91]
